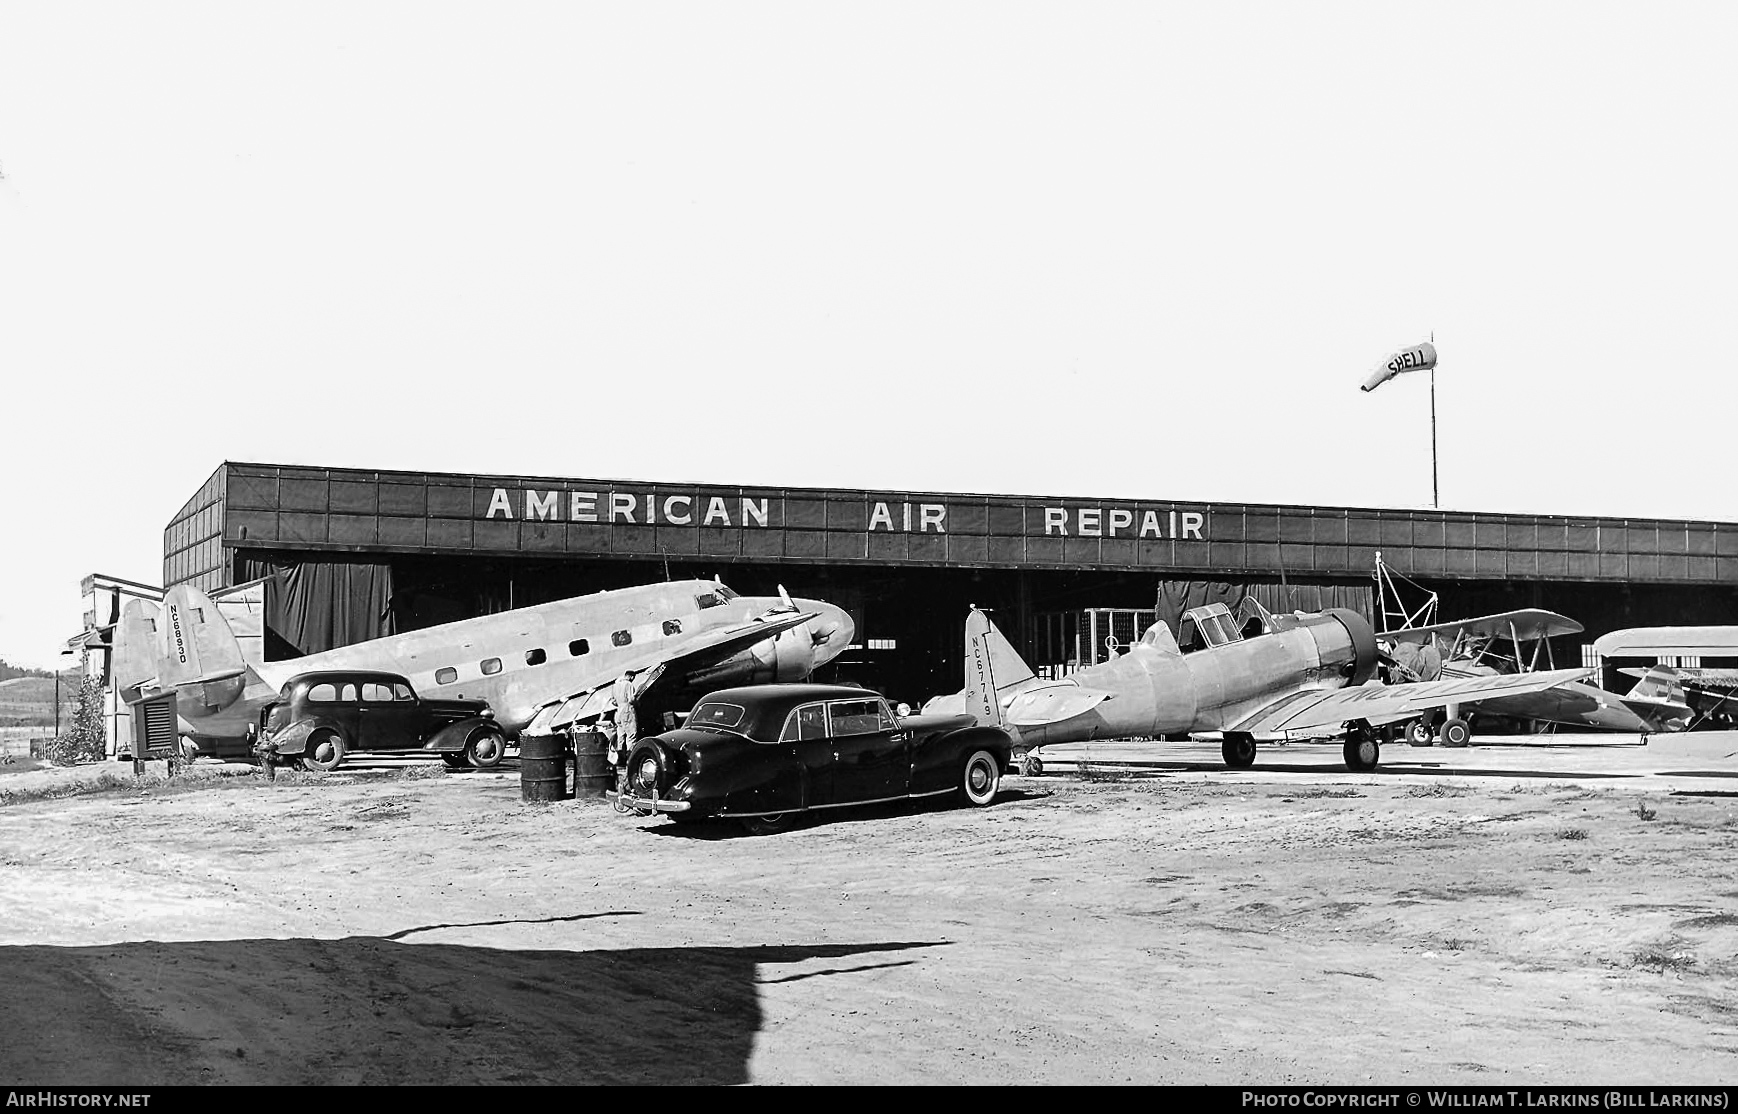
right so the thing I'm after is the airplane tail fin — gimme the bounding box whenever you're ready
[154,585,251,717]
[963,608,1036,729]
[1627,665,1686,706]
[112,598,164,697]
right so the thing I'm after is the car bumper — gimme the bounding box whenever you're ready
[606,790,693,814]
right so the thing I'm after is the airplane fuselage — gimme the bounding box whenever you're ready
[153,580,852,742]
[1011,611,1373,747]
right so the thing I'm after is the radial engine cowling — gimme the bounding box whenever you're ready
[684,622,818,689]
[1296,608,1380,687]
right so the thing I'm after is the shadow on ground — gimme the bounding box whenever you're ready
[0,928,948,1085]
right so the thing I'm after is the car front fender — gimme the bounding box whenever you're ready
[423,717,500,754]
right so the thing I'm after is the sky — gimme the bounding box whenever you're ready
[1,2,1734,670]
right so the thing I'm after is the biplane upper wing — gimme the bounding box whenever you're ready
[1376,609,1584,647]
[1228,668,1595,736]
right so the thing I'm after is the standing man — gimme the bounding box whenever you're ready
[613,670,639,754]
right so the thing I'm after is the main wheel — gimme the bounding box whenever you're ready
[463,728,506,770]
[1440,718,1472,748]
[300,728,347,773]
[1221,733,1256,769]
[740,812,797,836]
[1343,729,1381,772]
[1406,719,1434,747]
[959,749,1001,807]
[441,754,470,770]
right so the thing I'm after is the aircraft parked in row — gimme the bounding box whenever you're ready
[114,578,854,757]
[923,602,1590,773]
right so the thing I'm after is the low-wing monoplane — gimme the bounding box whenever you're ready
[115,578,855,755]
[923,603,1591,773]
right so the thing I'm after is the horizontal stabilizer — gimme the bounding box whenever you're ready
[1005,683,1115,727]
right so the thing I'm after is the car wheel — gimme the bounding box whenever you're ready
[740,812,797,836]
[464,728,506,770]
[1440,718,1472,748]
[959,749,1001,807]
[1406,719,1434,747]
[624,741,669,798]
[301,728,347,773]
[1221,733,1256,769]
[441,754,471,770]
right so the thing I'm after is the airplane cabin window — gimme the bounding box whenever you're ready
[663,619,682,636]
[434,667,457,685]
[569,639,590,656]
[480,657,502,676]
[611,630,632,647]
[526,648,547,666]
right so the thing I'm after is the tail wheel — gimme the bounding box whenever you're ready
[1343,728,1381,772]
[1020,753,1044,778]
[464,728,506,770]
[959,749,1001,807]
[1440,718,1472,748]
[1221,733,1256,769]
[301,728,347,773]
[1406,719,1434,747]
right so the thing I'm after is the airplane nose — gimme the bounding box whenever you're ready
[800,601,855,665]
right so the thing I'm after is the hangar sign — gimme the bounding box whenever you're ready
[483,487,1208,539]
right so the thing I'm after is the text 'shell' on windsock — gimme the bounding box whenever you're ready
[1360,341,1438,392]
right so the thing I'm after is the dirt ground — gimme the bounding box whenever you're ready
[1,736,1736,1087]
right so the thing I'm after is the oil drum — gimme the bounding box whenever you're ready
[518,732,570,802]
[570,730,612,799]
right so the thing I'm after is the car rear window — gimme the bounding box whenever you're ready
[688,702,746,729]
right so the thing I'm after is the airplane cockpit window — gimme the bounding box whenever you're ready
[716,585,738,601]
[695,593,721,610]
[1178,605,1246,652]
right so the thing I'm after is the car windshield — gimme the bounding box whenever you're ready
[687,702,748,733]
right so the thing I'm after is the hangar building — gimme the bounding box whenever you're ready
[155,461,1738,707]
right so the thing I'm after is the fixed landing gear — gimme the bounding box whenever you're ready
[1343,723,1381,772]
[1221,732,1257,769]
[1439,717,1472,748]
[1406,719,1434,747]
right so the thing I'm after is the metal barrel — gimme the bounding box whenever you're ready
[518,733,570,802]
[570,730,611,799]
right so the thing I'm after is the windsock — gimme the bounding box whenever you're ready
[1360,341,1437,392]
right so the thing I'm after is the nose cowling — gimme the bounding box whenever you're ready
[1297,608,1381,687]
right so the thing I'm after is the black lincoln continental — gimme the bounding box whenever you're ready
[611,683,1016,834]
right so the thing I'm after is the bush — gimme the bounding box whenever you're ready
[41,666,106,767]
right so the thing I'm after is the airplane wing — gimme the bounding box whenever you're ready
[1376,609,1584,647]
[1004,682,1116,726]
[1227,668,1595,736]
[519,611,819,734]
[1622,666,1738,694]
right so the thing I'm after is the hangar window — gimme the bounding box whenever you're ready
[611,630,632,647]
[526,648,546,666]
[480,657,502,675]
[663,620,682,637]
[435,667,457,685]
[695,593,721,610]
[568,639,590,657]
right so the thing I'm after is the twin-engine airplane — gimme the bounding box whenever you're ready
[923,602,1591,773]
[114,578,854,758]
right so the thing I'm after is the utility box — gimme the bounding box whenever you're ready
[126,690,180,775]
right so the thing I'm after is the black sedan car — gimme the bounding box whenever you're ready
[253,670,505,772]
[611,683,1016,834]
